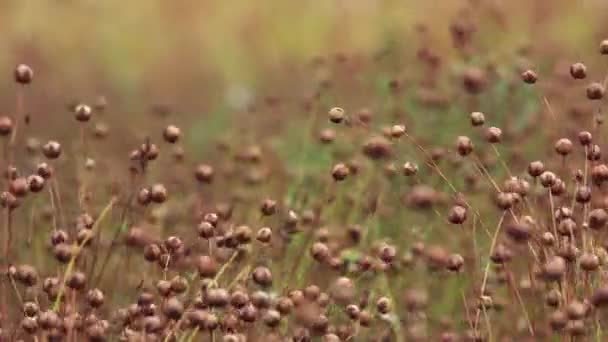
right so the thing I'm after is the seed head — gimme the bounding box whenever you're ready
[527,161,545,177]
[589,208,608,230]
[194,164,214,184]
[328,107,345,123]
[252,266,273,287]
[256,227,272,243]
[470,111,485,126]
[74,104,92,122]
[521,69,538,84]
[578,131,592,146]
[570,63,587,79]
[0,116,13,136]
[601,39,608,54]
[539,171,557,187]
[389,124,406,138]
[587,82,605,100]
[446,254,464,272]
[448,205,467,224]
[197,255,218,278]
[456,136,473,156]
[484,127,502,143]
[554,138,573,156]
[163,125,181,143]
[543,256,567,282]
[27,174,44,193]
[149,183,168,203]
[42,141,62,159]
[362,136,392,159]
[331,163,349,181]
[260,198,277,216]
[14,64,33,84]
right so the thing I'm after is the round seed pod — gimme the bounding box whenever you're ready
[591,285,608,307]
[149,183,167,203]
[580,253,600,271]
[570,63,587,79]
[528,161,544,178]
[260,198,277,216]
[197,255,218,278]
[554,138,573,156]
[447,205,467,224]
[456,136,473,156]
[42,141,62,159]
[505,221,532,243]
[446,254,464,272]
[484,127,502,143]
[331,163,349,181]
[521,69,538,84]
[14,64,33,84]
[470,112,485,126]
[252,266,272,287]
[589,208,608,230]
[0,116,13,136]
[163,125,181,143]
[9,177,28,197]
[578,131,592,146]
[66,271,87,290]
[587,82,605,100]
[86,288,105,308]
[256,227,272,243]
[390,124,406,138]
[543,256,567,282]
[163,297,184,320]
[27,174,45,193]
[74,104,92,122]
[328,107,345,123]
[601,40,608,55]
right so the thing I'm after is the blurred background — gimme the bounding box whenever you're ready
[0,0,606,118]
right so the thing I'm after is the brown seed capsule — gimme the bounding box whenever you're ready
[539,171,556,187]
[575,186,591,203]
[580,253,600,271]
[456,136,473,156]
[470,112,485,126]
[23,301,39,317]
[448,205,467,224]
[505,221,532,242]
[319,128,336,144]
[543,256,567,282]
[462,67,487,94]
[252,266,272,287]
[555,138,573,156]
[311,242,330,262]
[589,208,608,230]
[578,131,592,146]
[38,310,59,330]
[601,40,608,55]
[591,285,608,307]
[545,289,561,307]
[527,161,544,178]
[162,125,181,144]
[390,124,406,138]
[36,162,53,179]
[328,107,345,123]
[9,177,28,197]
[74,104,92,122]
[362,136,392,160]
[262,309,281,328]
[15,265,38,287]
[331,163,349,181]
[256,227,272,243]
[66,271,87,290]
[14,64,33,84]
[150,183,167,203]
[587,82,605,100]
[589,144,602,161]
[42,141,62,159]
[570,63,587,79]
[86,288,105,308]
[484,127,502,143]
[260,198,277,216]
[402,162,418,177]
[0,116,13,136]
[194,164,214,184]
[27,174,44,193]
[521,69,537,84]
[163,297,184,320]
[446,254,464,272]
[136,187,152,206]
[197,255,218,278]
[143,243,162,262]
[549,310,567,331]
